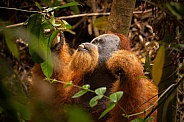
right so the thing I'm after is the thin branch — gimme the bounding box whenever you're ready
[3,9,155,29]
[56,12,110,20]
[5,22,27,28]
[0,7,41,13]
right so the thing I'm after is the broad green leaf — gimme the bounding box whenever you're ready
[49,29,60,47]
[109,91,123,103]
[41,60,53,79]
[95,87,106,96]
[64,81,73,88]
[27,20,46,63]
[27,14,40,31]
[27,14,47,63]
[11,100,31,120]
[89,95,103,108]
[99,102,115,119]
[130,118,144,122]
[94,16,108,30]
[40,29,60,79]
[41,21,54,29]
[72,90,88,98]
[46,2,80,12]
[82,84,90,89]
[67,0,80,14]
[152,45,165,86]
[131,117,153,122]
[4,29,20,59]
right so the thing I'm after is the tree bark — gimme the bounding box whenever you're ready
[106,0,136,36]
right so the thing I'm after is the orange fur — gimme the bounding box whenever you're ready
[59,43,99,103]
[106,50,158,122]
[31,42,99,104]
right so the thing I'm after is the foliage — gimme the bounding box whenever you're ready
[93,16,108,30]
[3,29,20,59]
[0,58,30,121]
[0,1,80,122]
[26,2,78,79]
[152,44,165,86]
[54,79,124,119]
[1,0,184,122]
[130,117,153,122]
[145,0,184,122]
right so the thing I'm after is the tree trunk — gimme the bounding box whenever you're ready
[106,0,136,36]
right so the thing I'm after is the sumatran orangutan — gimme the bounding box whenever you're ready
[106,50,157,122]
[31,33,157,122]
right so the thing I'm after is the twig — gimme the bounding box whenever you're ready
[0,7,41,13]
[56,12,110,20]
[3,9,156,29]
[5,22,26,28]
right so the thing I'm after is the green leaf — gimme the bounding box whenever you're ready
[95,87,106,96]
[67,0,80,14]
[49,30,60,47]
[109,91,123,103]
[11,100,31,120]
[89,95,103,108]
[64,81,73,88]
[41,60,53,79]
[94,16,108,30]
[61,20,72,30]
[41,16,55,29]
[72,90,88,98]
[82,84,90,89]
[35,2,42,10]
[27,14,40,31]
[41,12,56,28]
[152,45,165,86]
[130,118,144,122]
[27,17,47,63]
[3,29,20,59]
[46,2,80,12]
[40,30,60,79]
[99,102,115,119]
[130,117,153,122]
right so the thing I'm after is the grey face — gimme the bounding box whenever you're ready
[91,34,121,63]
